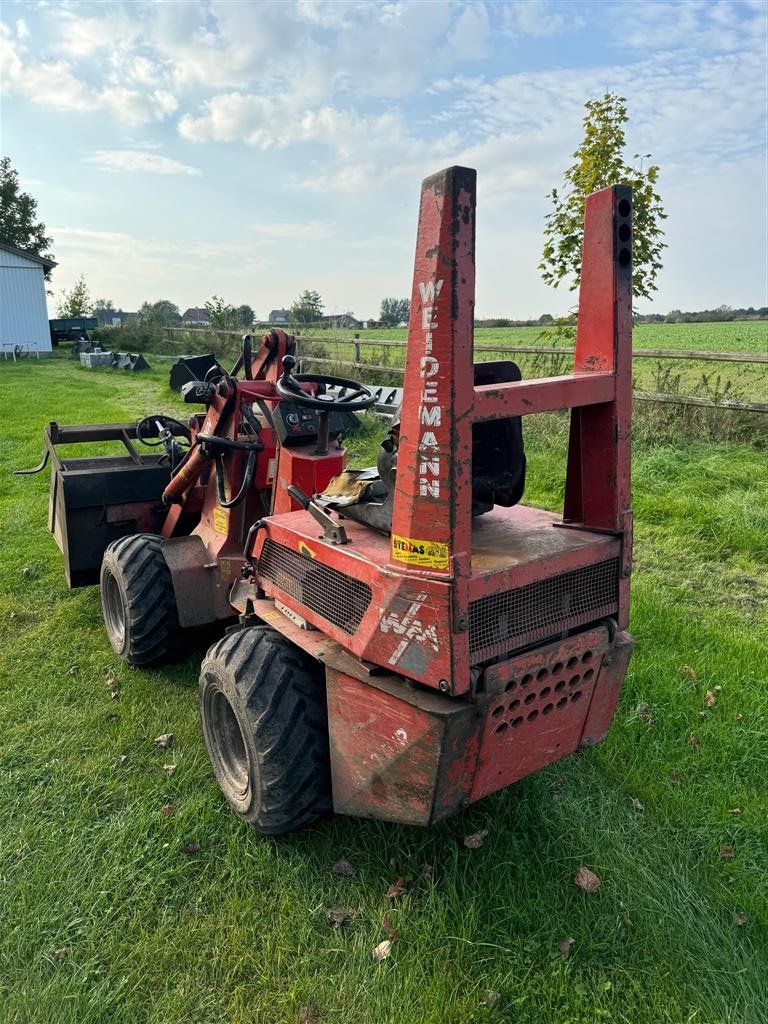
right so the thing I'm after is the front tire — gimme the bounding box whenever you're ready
[200,626,331,834]
[100,534,183,667]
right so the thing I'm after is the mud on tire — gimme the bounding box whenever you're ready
[100,533,183,667]
[200,625,331,834]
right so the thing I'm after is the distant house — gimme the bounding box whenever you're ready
[322,313,361,329]
[182,307,210,325]
[268,309,290,325]
[0,241,57,353]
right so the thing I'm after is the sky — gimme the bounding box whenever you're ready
[1,0,766,320]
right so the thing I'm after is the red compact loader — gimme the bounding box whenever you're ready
[25,166,634,832]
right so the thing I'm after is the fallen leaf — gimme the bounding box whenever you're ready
[688,733,701,749]
[181,842,201,855]
[105,713,118,723]
[463,829,489,849]
[382,915,398,942]
[52,946,71,959]
[719,844,735,861]
[67,665,79,676]
[331,855,355,878]
[734,911,748,926]
[297,1007,320,1023]
[162,764,176,776]
[633,701,652,725]
[705,690,716,708]
[372,939,392,963]
[630,797,644,812]
[735,713,744,722]
[162,803,175,818]
[681,665,697,681]
[727,807,742,817]
[481,991,501,1008]
[574,866,601,893]
[115,754,128,766]
[386,876,407,902]
[154,733,174,749]
[110,690,120,701]
[557,936,575,959]
[325,907,355,928]
[10,611,17,620]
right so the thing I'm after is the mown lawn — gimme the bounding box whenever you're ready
[1,356,766,1024]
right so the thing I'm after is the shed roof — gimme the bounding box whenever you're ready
[0,240,57,270]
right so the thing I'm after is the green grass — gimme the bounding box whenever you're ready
[295,321,767,404]
[1,356,767,1024]
[303,320,768,353]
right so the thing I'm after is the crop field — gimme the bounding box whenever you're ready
[1,354,767,1024]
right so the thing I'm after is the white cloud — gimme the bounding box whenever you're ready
[449,3,491,59]
[254,221,333,240]
[612,0,765,52]
[53,7,141,59]
[1,26,177,125]
[503,0,583,37]
[85,150,201,176]
[16,18,29,39]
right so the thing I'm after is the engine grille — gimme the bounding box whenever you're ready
[258,539,372,635]
[469,558,619,662]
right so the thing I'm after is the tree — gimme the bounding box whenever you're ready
[539,93,666,301]
[137,300,181,328]
[92,298,115,326]
[380,297,410,326]
[205,295,236,329]
[0,157,55,278]
[234,304,255,329]
[290,289,324,324]
[57,275,91,318]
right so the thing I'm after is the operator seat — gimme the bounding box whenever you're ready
[320,360,526,534]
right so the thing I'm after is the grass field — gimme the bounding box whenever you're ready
[1,355,767,1024]
[305,320,768,353]
[293,321,768,406]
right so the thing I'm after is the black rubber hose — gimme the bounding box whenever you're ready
[215,448,258,509]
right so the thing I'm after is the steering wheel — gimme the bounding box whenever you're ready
[275,355,377,412]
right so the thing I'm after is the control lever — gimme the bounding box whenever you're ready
[279,354,304,395]
[287,485,349,545]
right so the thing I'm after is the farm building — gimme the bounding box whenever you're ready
[268,308,290,325]
[0,242,56,354]
[182,307,210,325]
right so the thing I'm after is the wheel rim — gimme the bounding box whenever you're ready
[103,571,126,648]
[206,687,249,800]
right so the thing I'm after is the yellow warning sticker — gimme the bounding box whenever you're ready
[391,534,449,569]
[213,506,229,534]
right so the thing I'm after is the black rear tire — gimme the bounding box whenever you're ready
[200,626,331,834]
[100,533,183,667]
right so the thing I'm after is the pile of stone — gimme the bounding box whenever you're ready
[79,349,151,371]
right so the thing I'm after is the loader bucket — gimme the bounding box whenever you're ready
[20,422,172,587]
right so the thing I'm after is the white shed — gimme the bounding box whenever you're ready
[0,242,57,354]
